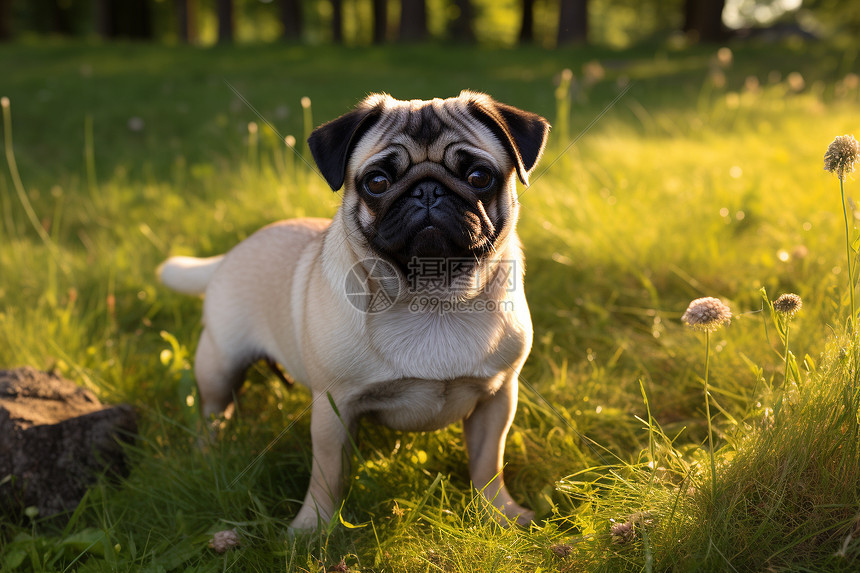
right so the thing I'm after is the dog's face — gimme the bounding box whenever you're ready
[309,91,550,285]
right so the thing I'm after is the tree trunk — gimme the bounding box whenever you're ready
[0,0,11,40]
[280,0,302,41]
[371,0,387,43]
[331,0,343,43]
[684,0,726,42]
[95,0,114,39]
[449,0,474,43]
[518,0,535,44]
[557,0,587,45]
[399,0,427,42]
[52,0,74,35]
[124,0,153,39]
[217,0,233,43]
[95,0,152,39]
[173,0,191,44]
[682,0,696,32]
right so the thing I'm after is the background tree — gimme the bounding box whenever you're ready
[331,0,343,43]
[0,0,8,40]
[372,0,387,43]
[557,0,588,45]
[518,0,535,44]
[449,0,475,43]
[175,0,195,43]
[217,0,233,43]
[683,0,726,42]
[280,0,302,41]
[399,0,427,42]
[51,0,74,35]
[95,0,153,39]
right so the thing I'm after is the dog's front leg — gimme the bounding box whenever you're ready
[463,374,534,526]
[290,394,352,531]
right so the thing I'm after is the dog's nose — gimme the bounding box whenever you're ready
[410,180,446,206]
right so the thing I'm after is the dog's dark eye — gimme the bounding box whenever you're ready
[363,172,391,195]
[467,169,493,189]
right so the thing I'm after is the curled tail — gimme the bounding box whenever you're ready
[157,255,225,295]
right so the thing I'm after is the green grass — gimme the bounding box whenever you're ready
[1,37,860,571]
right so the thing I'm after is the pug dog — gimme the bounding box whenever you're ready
[158,91,550,530]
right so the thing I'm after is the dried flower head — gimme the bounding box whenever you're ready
[610,520,635,544]
[327,559,350,572]
[682,297,732,332]
[550,543,574,558]
[208,529,240,553]
[773,293,803,317]
[824,135,859,181]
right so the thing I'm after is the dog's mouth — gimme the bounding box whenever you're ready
[410,226,451,258]
[366,190,499,274]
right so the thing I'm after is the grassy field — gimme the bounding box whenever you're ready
[1,37,860,571]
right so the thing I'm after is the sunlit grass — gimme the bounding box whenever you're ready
[1,39,859,571]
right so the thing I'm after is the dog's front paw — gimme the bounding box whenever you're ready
[289,504,330,532]
[500,502,535,527]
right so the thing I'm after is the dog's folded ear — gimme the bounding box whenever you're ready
[462,91,551,187]
[308,101,383,191]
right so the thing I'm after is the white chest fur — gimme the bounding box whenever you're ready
[366,302,511,380]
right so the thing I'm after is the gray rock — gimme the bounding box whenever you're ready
[0,367,137,518]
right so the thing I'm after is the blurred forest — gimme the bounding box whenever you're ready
[0,0,857,48]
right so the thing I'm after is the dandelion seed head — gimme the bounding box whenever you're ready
[0,97,9,109]
[682,297,732,332]
[825,135,859,181]
[773,293,802,317]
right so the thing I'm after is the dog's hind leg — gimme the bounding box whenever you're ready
[195,327,248,418]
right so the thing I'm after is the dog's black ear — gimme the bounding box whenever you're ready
[308,102,383,191]
[463,92,550,186]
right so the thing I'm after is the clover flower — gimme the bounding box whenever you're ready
[824,135,859,181]
[682,297,732,332]
[773,293,803,318]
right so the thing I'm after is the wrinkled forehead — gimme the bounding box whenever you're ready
[348,97,510,177]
